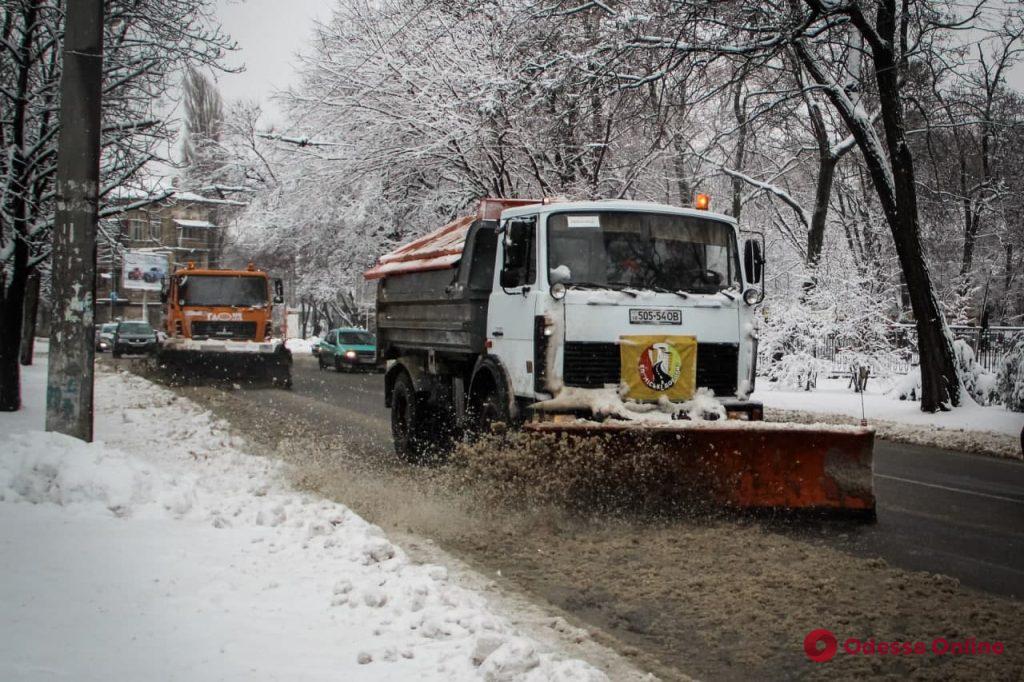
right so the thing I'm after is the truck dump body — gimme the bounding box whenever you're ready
[367,199,539,359]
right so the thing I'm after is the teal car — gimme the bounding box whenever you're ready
[317,327,380,372]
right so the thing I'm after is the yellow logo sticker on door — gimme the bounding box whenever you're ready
[620,335,697,401]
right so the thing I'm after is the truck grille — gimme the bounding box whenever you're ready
[562,341,739,397]
[356,350,376,361]
[563,342,620,387]
[190,321,257,341]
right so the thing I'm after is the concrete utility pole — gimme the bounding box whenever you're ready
[46,0,104,441]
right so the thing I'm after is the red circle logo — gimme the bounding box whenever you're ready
[804,629,838,662]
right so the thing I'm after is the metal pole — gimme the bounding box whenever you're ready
[46,0,104,441]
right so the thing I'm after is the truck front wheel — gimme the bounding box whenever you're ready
[391,372,430,463]
[469,373,511,437]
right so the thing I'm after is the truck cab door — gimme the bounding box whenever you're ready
[488,215,540,399]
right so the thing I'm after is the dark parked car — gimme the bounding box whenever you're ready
[112,320,158,358]
[95,322,117,352]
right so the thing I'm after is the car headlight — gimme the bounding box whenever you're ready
[344,350,357,359]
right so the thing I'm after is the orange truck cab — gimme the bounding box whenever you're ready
[159,262,292,387]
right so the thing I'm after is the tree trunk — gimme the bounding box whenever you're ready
[806,156,837,269]
[19,269,41,366]
[0,0,40,412]
[0,245,28,411]
[869,1,960,411]
[730,75,747,220]
[1004,243,1015,324]
[794,2,961,411]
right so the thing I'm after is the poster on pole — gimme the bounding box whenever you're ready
[122,250,168,291]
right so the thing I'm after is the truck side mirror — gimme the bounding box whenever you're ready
[499,269,520,289]
[744,240,763,284]
[273,278,285,304]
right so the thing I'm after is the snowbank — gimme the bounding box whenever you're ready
[0,357,611,680]
[753,377,1023,459]
[285,335,320,354]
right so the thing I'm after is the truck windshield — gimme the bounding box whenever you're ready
[178,275,267,307]
[338,331,375,345]
[547,212,740,294]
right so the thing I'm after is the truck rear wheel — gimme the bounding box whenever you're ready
[391,372,431,463]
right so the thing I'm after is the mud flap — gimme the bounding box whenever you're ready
[523,421,875,516]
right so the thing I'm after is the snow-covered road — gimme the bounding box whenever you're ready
[0,356,623,681]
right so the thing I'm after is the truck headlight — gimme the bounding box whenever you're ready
[550,282,566,300]
[344,350,357,359]
[743,288,763,306]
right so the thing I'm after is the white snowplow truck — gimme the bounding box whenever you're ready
[365,198,875,516]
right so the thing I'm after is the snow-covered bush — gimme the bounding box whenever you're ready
[953,339,998,406]
[757,300,833,390]
[995,335,1024,412]
[758,270,901,390]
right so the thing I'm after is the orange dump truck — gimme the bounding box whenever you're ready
[158,262,292,387]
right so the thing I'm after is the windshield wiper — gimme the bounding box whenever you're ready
[643,285,690,300]
[568,282,638,297]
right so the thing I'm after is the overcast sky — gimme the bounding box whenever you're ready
[212,0,335,125]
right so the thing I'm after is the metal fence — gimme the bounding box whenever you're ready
[817,324,1023,377]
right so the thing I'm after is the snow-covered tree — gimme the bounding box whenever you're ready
[0,0,233,411]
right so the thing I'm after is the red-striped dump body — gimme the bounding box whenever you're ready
[363,198,540,280]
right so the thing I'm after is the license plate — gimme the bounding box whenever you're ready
[629,308,681,325]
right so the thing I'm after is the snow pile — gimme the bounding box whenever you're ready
[668,387,728,421]
[754,376,1024,458]
[0,361,610,681]
[285,335,320,354]
[532,384,729,423]
[889,368,921,401]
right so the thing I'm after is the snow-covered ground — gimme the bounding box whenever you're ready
[0,347,623,681]
[752,377,1024,458]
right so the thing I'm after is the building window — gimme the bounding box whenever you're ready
[149,214,162,240]
[181,225,206,241]
[122,218,146,241]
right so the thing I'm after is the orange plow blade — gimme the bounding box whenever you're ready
[523,421,875,517]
